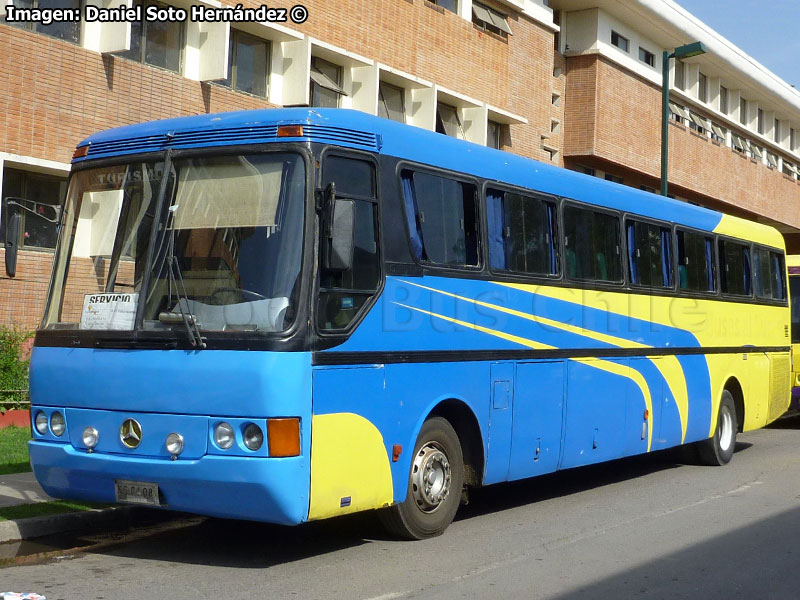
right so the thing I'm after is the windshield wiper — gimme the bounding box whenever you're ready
[158,218,206,349]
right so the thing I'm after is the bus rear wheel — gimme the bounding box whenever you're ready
[697,390,737,466]
[379,417,464,540]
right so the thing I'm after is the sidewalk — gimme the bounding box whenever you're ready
[0,471,132,543]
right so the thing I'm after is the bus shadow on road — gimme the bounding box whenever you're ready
[546,505,800,599]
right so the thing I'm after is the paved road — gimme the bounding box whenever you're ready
[5,416,800,599]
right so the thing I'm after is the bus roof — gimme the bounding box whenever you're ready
[75,108,784,249]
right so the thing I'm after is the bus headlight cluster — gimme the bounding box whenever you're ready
[34,410,67,437]
[82,427,99,449]
[165,432,184,459]
[243,424,264,451]
[214,422,235,449]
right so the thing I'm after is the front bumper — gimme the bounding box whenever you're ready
[29,441,309,525]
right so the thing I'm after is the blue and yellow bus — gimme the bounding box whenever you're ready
[9,108,791,539]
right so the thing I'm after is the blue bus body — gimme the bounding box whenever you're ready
[27,108,790,534]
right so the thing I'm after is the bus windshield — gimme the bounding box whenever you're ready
[43,152,306,335]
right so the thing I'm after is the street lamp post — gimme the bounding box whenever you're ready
[661,41,706,196]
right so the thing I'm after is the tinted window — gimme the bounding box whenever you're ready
[677,230,715,292]
[401,171,479,267]
[754,247,786,301]
[719,240,751,296]
[487,189,557,276]
[323,156,375,198]
[626,220,673,288]
[319,157,380,331]
[564,206,621,282]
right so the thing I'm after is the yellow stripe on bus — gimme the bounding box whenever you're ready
[398,280,687,442]
[395,302,654,451]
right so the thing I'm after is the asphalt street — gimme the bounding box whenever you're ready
[4,415,800,599]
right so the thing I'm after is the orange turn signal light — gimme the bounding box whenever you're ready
[72,145,89,159]
[267,418,301,457]
[277,125,304,137]
[643,409,650,420]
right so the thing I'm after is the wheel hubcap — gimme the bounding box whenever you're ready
[719,407,734,452]
[411,442,451,513]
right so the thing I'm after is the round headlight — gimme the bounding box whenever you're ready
[50,411,66,437]
[166,432,184,456]
[214,422,234,449]
[243,423,264,451]
[82,426,99,448]
[34,411,48,435]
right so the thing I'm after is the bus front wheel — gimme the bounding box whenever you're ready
[380,417,464,540]
[697,390,737,466]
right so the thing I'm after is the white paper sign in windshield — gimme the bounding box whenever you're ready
[80,293,139,330]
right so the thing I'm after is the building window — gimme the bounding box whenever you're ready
[792,128,798,152]
[378,81,405,123]
[217,30,269,98]
[4,0,81,44]
[774,118,780,143]
[673,60,685,90]
[431,0,457,13]
[610,31,629,52]
[710,122,727,144]
[0,167,66,250]
[720,86,728,114]
[698,72,707,103]
[115,1,184,73]
[739,98,747,125]
[638,47,655,67]
[310,56,346,108]
[639,185,656,193]
[487,121,502,149]
[577,165,596,177]
[436,103,464,139]
[472,1,512,37]
[604,173,623,184]
[757,108,765,134]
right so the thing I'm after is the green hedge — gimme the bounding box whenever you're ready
[0,328,32,410]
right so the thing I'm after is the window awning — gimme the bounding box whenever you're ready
[711,123,726,139]
[751,144,763,159]
[767,153,778,168]
[472,2,512,35]
[689,112,710,130]
[669,102,688,120]
[310,68,346,96]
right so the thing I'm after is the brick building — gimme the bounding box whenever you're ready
[1,0,799,329]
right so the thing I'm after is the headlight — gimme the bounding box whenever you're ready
[243,423,264,451]
[165,432,184,457]
[50,411,66,437]
[34,411,48,435]
[214,422,234,449]
[82,426,99,449]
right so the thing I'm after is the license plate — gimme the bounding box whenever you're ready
[115,480,160,506]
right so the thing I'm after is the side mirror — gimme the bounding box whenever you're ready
[3,202,20,278]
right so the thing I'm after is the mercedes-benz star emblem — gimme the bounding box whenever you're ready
[120,419,143,449]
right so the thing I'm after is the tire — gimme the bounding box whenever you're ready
[697,390,738,466]
[379,417,464,540]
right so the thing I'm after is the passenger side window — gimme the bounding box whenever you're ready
[318,156,380,331]
[718,240,751,296]
[626,219,673,288]
[486,189,558,276]
[563,205,622,282]
[754,247,786,301]
[677,230,715,293]
[401,170,479,267]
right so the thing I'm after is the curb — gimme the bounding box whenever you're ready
[0,505,135,544]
